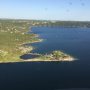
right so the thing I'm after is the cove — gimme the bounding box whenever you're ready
[22,26,90,61]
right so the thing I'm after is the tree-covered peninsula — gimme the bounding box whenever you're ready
[0,19,81,63]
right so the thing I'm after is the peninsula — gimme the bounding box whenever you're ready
[0,19,80,63]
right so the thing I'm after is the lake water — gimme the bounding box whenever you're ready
[24,27,90,61]
[0,27,90,90]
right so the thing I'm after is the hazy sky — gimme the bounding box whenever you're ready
[0,0,90,21]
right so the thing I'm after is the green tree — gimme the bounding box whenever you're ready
[52,51,64,60]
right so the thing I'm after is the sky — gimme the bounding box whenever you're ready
[0,0,90,21]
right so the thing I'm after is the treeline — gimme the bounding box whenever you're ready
[0,19,90,28]
[35,21,90,28]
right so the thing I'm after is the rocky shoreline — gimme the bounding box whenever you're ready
[21,51,75,62]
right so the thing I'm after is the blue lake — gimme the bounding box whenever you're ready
[0,27,90,90]
[25,27,90,61]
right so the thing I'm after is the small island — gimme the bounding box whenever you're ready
[0,19,78,63]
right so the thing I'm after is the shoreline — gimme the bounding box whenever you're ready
[0,20,76,63]
[23,58,75,62]
[0,58,75,64]
[20,28,75,63]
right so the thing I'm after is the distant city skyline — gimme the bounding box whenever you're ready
[0,0,90,21]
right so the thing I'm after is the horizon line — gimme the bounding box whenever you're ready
[0,18,90,22]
